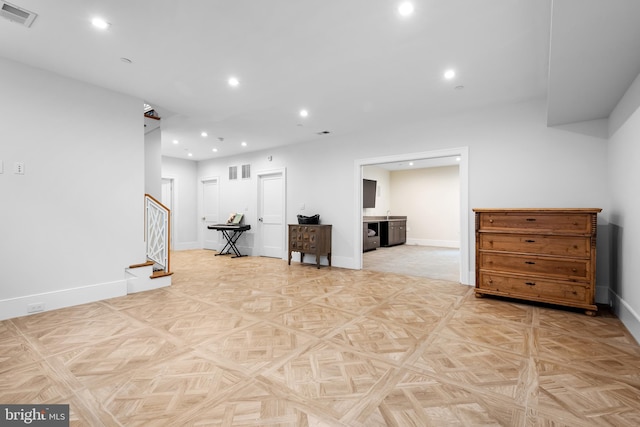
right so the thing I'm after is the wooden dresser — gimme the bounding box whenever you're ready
[474,208,601,315]
[288,224,332,269]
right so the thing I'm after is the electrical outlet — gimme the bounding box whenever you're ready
[14,162,25,175]
[27,302,45,313]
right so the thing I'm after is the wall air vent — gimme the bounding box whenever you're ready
[241,164,250,179]
[0,1,37,27]
[228,166,238,180]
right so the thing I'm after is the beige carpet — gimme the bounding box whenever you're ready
[363,244,460,282]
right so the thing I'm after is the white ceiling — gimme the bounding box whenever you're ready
[1,1,638,160]
[547,0,640,126]
[374,155,461,171]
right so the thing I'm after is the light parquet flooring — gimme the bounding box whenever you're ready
[2,250,640,426]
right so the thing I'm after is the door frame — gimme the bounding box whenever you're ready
[161,175,178,251]
[353,147,470,285]
[199,176,220,249]
[256,167,287,259]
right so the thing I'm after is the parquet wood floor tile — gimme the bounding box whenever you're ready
[2,249,640,426]
[0,321,42,374]
[276,303,359,338]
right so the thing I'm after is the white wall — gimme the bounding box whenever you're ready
[607,72,640,342]
[362,166,391,216]
[189,99,609,279]
[161,156,199,250]
[0,58,145,320]
[391,166,460,247]
[145,127,162,200]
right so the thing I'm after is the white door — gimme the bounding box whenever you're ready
[202,178,220,250]
[161,178,174,250]
[258,170,285,258]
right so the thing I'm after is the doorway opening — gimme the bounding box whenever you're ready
[354,147,469,285]
[161,177,176,251]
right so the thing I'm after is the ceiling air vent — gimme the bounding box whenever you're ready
[0,1,37,27]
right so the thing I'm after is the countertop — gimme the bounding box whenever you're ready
[363,216,407,222]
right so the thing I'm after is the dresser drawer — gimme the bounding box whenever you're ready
[479,253,590,281]
[478,233,591,257]
[292,230,317,242]
[478,272,587,303]
[290,240,317,250]
[292,225,319,233]
[478,212,593,234]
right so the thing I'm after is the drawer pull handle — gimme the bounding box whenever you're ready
[572,268,577,272]
[526,218,536,222]
[489,219,494,223]
[525,282,536,286]
[525,261,536,265]
[524,239,536,243]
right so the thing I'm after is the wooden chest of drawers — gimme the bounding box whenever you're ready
[288,224,332,269]
[474,208,601,315]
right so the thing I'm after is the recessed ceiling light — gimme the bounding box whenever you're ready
[456,157,461,161]
[409,162,414,166]
[201,132,208,137]
[212,148,218,152]
[187,153,193,157]
[444,69,456,80]
[241,141,247,147]
[299,109,309,118]
[172,140,179,144]
[228,76,240,87]
[398,2,415,17]
[91,17,110,30]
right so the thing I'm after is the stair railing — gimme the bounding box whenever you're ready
[145,194,171,273]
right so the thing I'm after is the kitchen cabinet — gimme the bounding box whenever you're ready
[362,216,407,252]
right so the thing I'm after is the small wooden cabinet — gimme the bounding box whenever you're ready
[288,224,332,268]
[363,221,380,252]
[474,208,601,315]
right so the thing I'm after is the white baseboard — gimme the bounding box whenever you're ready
[610,290,640,345]
[406,238,460,248]
[0,280,127,322]
[173,241,201,251]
